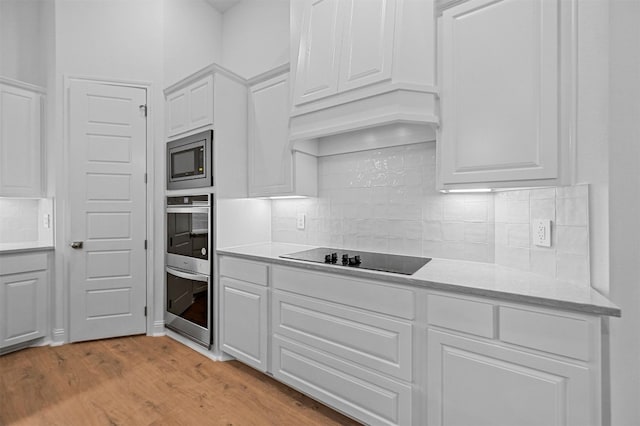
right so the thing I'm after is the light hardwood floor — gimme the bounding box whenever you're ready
[0,335,361,425]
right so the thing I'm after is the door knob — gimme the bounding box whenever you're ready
[70,241,83,249]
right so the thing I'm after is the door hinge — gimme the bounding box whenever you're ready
[139,104,147,117]
[144,240,148,250]
[144,306,147,317]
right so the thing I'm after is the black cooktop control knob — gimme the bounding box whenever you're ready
[348,255,362,266]
[331,252,338,263]
[324,254,332,263]
[342,253,349,264]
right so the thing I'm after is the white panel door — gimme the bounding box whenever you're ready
[0,84,41,196]
[248,72,293,196]
[68,82,147,343]
[293,0,343,105]
[338,0,395,92]
[439,0,559,184]
[427,329,594,426]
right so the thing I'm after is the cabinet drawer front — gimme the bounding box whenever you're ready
[219,256,268,286]
[427,293,495,338]
[0,252,47,275]
[273,336,412,426]
[499,307,591,361]
[272,266,415,319]
[274,291,412,381]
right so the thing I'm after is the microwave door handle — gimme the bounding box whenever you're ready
[165,267,209,283]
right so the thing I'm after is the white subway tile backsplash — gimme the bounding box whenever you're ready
[442,222,465,241]
[271,143,590,286]
[530,247,557,277]
[556,226,589,256]
[557,253,590,284]
[556,198,589,226]
[507,224,530,248]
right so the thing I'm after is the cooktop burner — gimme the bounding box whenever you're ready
[280,247,431,275]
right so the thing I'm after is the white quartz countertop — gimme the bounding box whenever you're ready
[218,242,620,317]
[0,241,54,254]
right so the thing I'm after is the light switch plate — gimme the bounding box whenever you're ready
[296,213,306,230]
[533,219,551,247]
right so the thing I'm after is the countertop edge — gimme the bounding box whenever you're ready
[217,248,621,318]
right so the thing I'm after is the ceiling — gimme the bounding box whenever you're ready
[205,0,241,13]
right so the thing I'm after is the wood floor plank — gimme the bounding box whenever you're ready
[0,336,361,426]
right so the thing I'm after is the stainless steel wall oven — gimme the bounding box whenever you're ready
[165,194,213,347]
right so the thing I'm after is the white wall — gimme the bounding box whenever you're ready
[0,0,47,86]
[52,0,165,342]
[222,0,289,78]
[608,0,640,423]
[163,0,223,86]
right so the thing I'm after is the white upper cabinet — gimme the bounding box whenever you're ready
[166,74,214,138]
[293,0,343,105]
[290,0,438,143]
[248,67,317,197]
[0,80,43,197]
[338,0,395,92]
[438,0,566,189]
[164,64,248,198]
[294,0,395,105]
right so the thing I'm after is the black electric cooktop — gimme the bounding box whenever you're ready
[280,247,431,276]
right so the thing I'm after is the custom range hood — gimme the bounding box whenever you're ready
[288,0,439,157]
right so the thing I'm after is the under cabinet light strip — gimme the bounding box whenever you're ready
[440,188,492,194]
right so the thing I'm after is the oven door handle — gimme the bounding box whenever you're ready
[166,207,209,214]
[166,266,209,283]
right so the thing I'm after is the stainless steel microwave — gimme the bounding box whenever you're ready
[167,130,213,190]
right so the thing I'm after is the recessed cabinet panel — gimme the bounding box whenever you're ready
[273,291,413,381]
[248,73,292,195]
[293,0,343,105]
[1,270,47,348]
[166,75,214,138]
[0,84,42,197]
[338,0,395,92]
[439,0,559,185]
[221,278,268,372]
[273,335,412,426]
[427,329,594,426]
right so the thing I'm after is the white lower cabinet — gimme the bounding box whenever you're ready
[219,256,269,372]
[426,292,601,426]
[271,265,415,425]
[217,256,607,426]
[0,252,49,349]
[272,335,412,426]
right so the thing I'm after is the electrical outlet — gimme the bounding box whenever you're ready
[533,219,551,247]
[296,213,306,230]
[43,214,51,229]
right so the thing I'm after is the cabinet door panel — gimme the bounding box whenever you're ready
[273,291,412,381]
[427,329,594,426]
[220,278,268,371]
[1,271,47,347]
[166,90,188,137]
[293,0,343,105]
[338,0,395,92]
[273,335,412,426]
[248,73,293,196]
[440,0,559,184]
[0,85,41,196]
[188,75,213,130]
